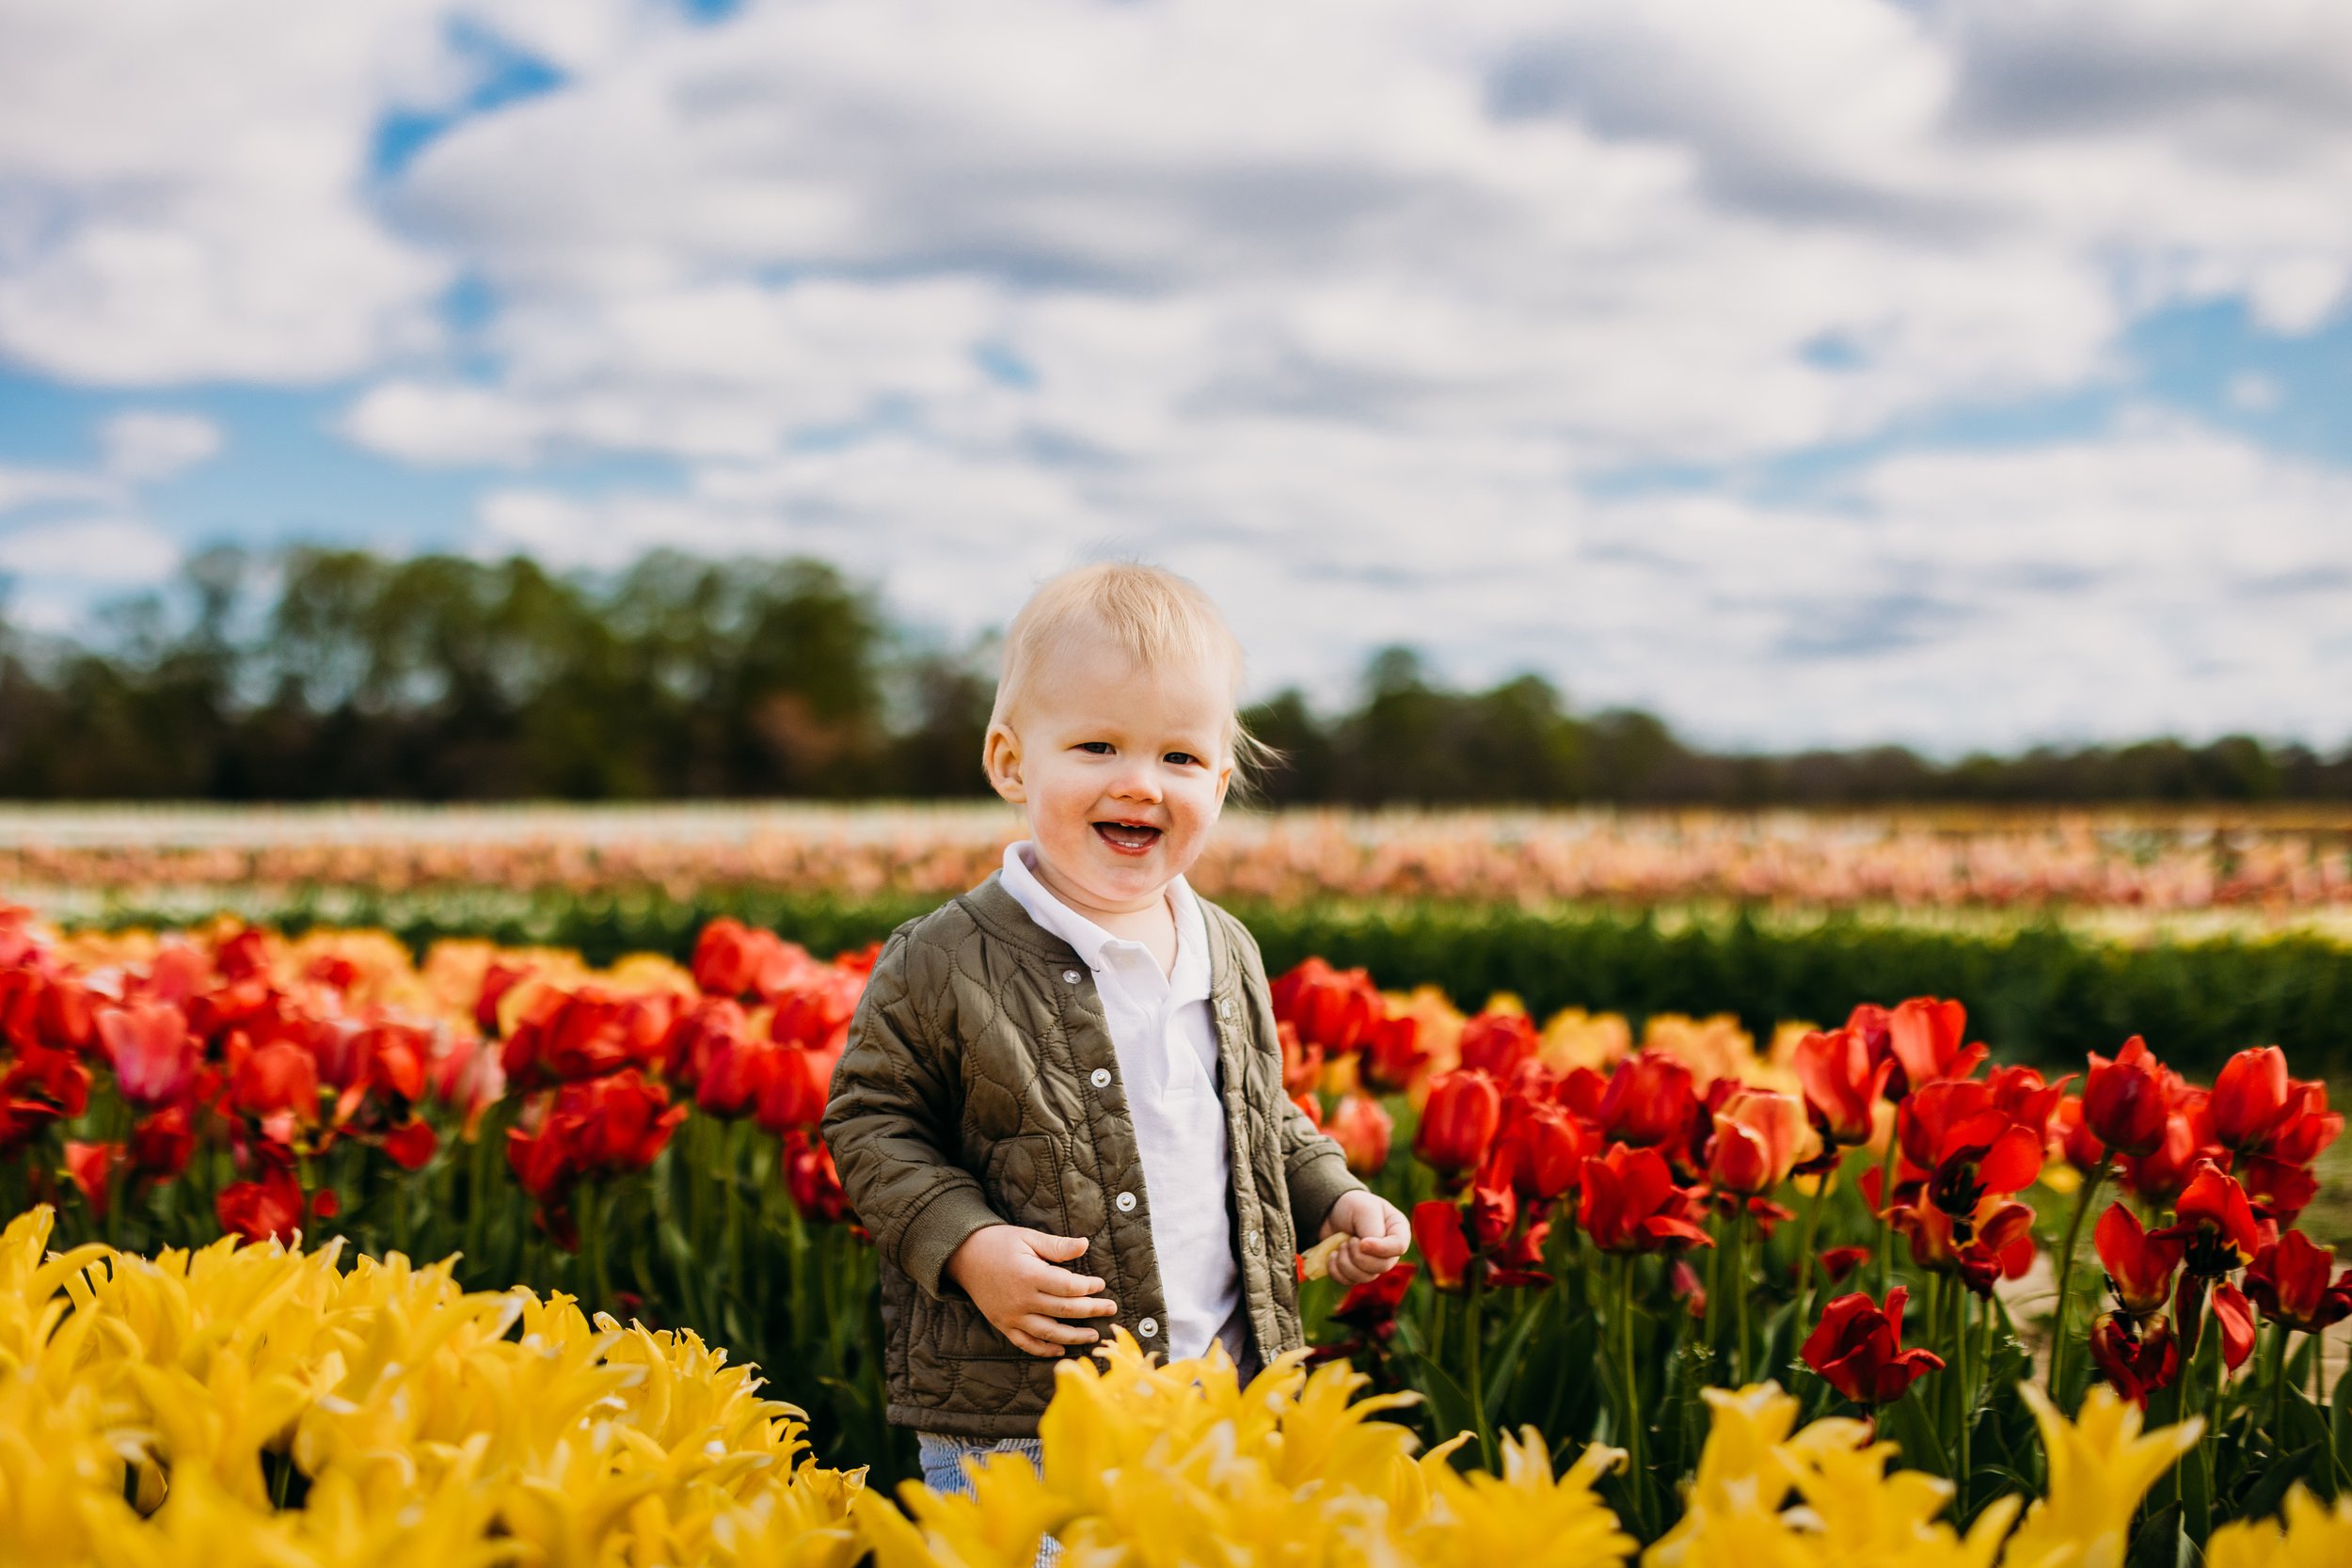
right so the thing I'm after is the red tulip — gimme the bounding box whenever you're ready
[1415,1069,1503,1177]
[2237,1154,2321,1225]
[2083,1037,2169,1157]
[380,1117,437,1171]
[696,1034,779,1120]
[1820,1244,1869,1283]
[130,1104,195,1180]
[1987,1065,2072,1148]
[1579,1143,1713,1254]
[2090,1311,2179,1406]
[1597,1051,1697,1151]
[2117,1093,2223,1208]
[474,961,532,1036]
[216,1164,307,1245]
[2153,1163,2265,1277]
[1270,958,1383,1054]
[2244,1231,2352,1334]
[783,1130,848,1223]
[1413,1199,1474,1291]
[2095,1201,2185,1318]
[1896,1079,2045,1227]
[2052,1096,2106,1174]
[769,968,863,1055]
[1327,1091,1394,1177]
[1359,1013,1426,1092]
[692,917,775,998]
[1279,1022,1325,1099]
[1487,1213,1552,1289]
[1793,1026,1892,1146]
[64,1139,123,1219]
[2211,1046,2292,1152]
[2211,1281,2256,1372]
[1707,1088,1820,1196]
[1801,1287,1945,1405]
[565,1069,689,1174]
[229,1037,320,1128]
[1469,1159,1518,1251]
[1496,1100,1586,1200]
[661,995,747,1088]
[1458,1011,1540,1078]
[1891,1195,2036,1296]
[97,1002,199,1109]
[2261,1080,2342,1165]
[1886,997,1982,1093]
[1335,1259,1417,1329]
[761,1043,835,1136]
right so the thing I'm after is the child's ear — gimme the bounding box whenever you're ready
[1213,756,1233,809]
[983,722,1026,804]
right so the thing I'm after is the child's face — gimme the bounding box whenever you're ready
[986,633,1234,913]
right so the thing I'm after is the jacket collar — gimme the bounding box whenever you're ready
[960,870,1240,1006]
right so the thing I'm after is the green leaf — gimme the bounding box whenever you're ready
[1482,1296,1546,1425]
[2234,1443,2318,1522]
[1408,1350,1480,1455]
[1884,1385,1948,1477]
[2124,1501,2181,1568]
[2334,1359,2352,1482]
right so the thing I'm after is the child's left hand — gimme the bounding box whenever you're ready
[1316,1191,1411,1286]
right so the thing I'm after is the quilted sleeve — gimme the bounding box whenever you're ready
[821,928,1005,1301]
[1215,907,1367,1238]
[1279,1085,1365,1238]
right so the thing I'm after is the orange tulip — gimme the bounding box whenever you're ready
[1707,1088,1819,1196]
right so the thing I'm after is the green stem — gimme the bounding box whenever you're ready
[1732,1211,1753,1385]
[2045,1158,2108,1405]
[1872,1132,1900,1298]
[1465,1270,1494,1470]
[1791,1164,1830,1342]
[2270,1323,2292,1446]
[1955,1285,1971,1504]
[1617,1255,1648,1538]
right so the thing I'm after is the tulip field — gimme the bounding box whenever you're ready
[5,876,2352,1567]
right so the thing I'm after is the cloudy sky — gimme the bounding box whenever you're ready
[3,0,2349,752]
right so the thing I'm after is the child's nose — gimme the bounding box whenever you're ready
[1107,762,1163,800]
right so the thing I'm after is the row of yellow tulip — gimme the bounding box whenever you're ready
[6,803,2349,912]
[6,1202,2346,1568]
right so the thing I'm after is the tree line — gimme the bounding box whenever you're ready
[1,546,2345,804]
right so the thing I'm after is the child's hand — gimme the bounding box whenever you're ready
[1318,1191,1411,1286]
[946,1226,1120,1357]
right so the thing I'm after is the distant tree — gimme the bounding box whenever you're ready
[0,550,2345,804]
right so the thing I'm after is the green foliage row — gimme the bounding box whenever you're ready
[8,541,2349,804]
[123,889,2352,1073]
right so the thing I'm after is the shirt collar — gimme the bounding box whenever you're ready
[1000,840,1209,1001]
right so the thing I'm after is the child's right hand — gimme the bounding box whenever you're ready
[945,1226,1120,1357]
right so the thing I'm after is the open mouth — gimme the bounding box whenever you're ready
[1092,821,1164,855]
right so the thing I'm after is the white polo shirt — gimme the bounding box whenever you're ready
[998,841,1243,1363]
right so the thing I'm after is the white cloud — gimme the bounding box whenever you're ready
[0,516,181,584]
[8,1,2352,747]
[99,410,224,481]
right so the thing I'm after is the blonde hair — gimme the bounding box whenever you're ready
[988,560,1277,792]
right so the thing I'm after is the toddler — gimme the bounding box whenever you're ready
[822,562,1409,1499]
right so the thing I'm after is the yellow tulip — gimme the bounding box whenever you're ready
[2206,1487,2352,1568]
[2000,1385,2201,1568]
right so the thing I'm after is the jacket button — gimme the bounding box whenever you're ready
[1089,1068,1112,1088]
[1115,1191,1137,1212]
[1245,1229,1260,1250]
[1218,998,1233,1018]
[1137,1317,1158,1338]
[1063,969,1081,984]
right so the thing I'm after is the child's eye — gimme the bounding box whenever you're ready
[1076,741,1114,754]
[1164,752,1200,768]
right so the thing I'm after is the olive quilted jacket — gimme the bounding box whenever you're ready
[820,871,1364,1436]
